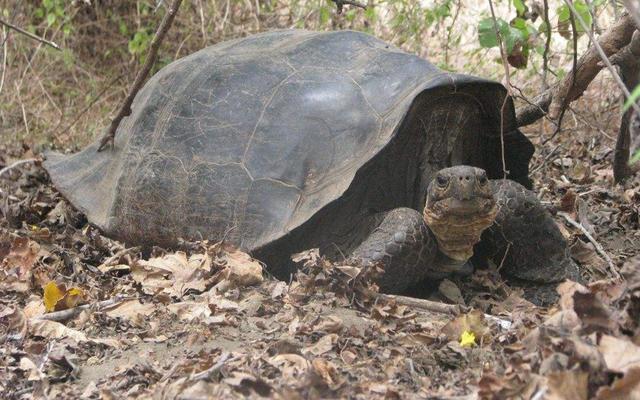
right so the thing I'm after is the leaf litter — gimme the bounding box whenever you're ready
[1,135,639,399]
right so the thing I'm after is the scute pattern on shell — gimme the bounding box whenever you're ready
[44,30,530,254]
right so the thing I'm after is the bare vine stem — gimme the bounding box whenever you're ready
[542,0,552,88]
[545,3,579,144]
[97,0,183,151]
[487,0,511,179]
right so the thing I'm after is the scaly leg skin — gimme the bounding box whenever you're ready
[479,179,582,306]
[349,207,439,294]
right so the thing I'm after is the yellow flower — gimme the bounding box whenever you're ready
[460,330,476,347]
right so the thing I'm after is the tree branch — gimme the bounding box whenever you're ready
[516,13,638,127]
[97,0,183,152]
[0,19,61,51]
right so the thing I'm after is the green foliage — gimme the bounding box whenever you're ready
[35,0,74,37]
[631,149,640,164]
[128,29,152,57]
[557,0,592,35]
[477,16,531,68]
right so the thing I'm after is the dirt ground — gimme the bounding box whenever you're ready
[1,81,640,399]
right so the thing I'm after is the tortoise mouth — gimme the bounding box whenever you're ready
[442,198,496,217]
[427,197,497,219]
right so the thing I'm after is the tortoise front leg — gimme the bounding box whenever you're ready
[479,179,582,306]
[348,207,440,294]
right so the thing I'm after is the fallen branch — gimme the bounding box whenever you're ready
[97,0,183,151]
[32,296,132,322]
[516,13,638,127]
[0,19,61,51]
[378,293,462,315]
[558,211,620,280]
[0,158,38,179]
[379,294,513,329]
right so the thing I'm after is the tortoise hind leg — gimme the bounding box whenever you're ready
[348,208,439,294]
[478,180,581,306]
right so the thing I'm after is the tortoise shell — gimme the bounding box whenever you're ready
[45,30,533,262]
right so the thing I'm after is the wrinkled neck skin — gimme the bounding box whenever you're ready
[424,204,497,263]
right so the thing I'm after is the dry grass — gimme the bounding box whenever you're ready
[1,0,624,152]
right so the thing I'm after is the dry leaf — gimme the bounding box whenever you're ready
[304,333,339,356]
[546,370,588,400]
[104,299,155,321]
[29,319,120,347]
[216,248,263,288]
[599,335,640,374]
[132,251,211,298]
[167,300,212,322]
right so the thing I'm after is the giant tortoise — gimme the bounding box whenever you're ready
[45,30,579,304]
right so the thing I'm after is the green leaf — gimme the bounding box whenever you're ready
[478,17,507,48]
[511,17,527,31]
[319,6,330,25]
[574,1,593,31]
[513,0,526,15]
[557,1,592,34]
[631,149,640,164]
[46,12,56,27]
[118,20,128,36]
[557,5,570,22]
[364,6,376,21]
[43,0,54,10]
[623,84,640,111]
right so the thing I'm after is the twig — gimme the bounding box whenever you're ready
[529,143,563,175]
[541,0,552,89]
[97,0,183,151]
[379,294,513,329]
[32,296,133,322]
[100,246,141,266]
[331,0,367,14]
[543,3,580,145]
[0,25,7,96]
[487,0,512,94]
[0,158,37,179]
[0,19,61,51]
[557,211,620,280]
[191,352,234,381]
[487,0,511,179]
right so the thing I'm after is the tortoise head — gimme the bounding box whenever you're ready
[423,166,498,262]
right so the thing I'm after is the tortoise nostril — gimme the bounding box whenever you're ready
[464,176,471,181]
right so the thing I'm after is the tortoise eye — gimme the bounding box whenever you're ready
[478,173,488,185]
[436,175,449,187]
